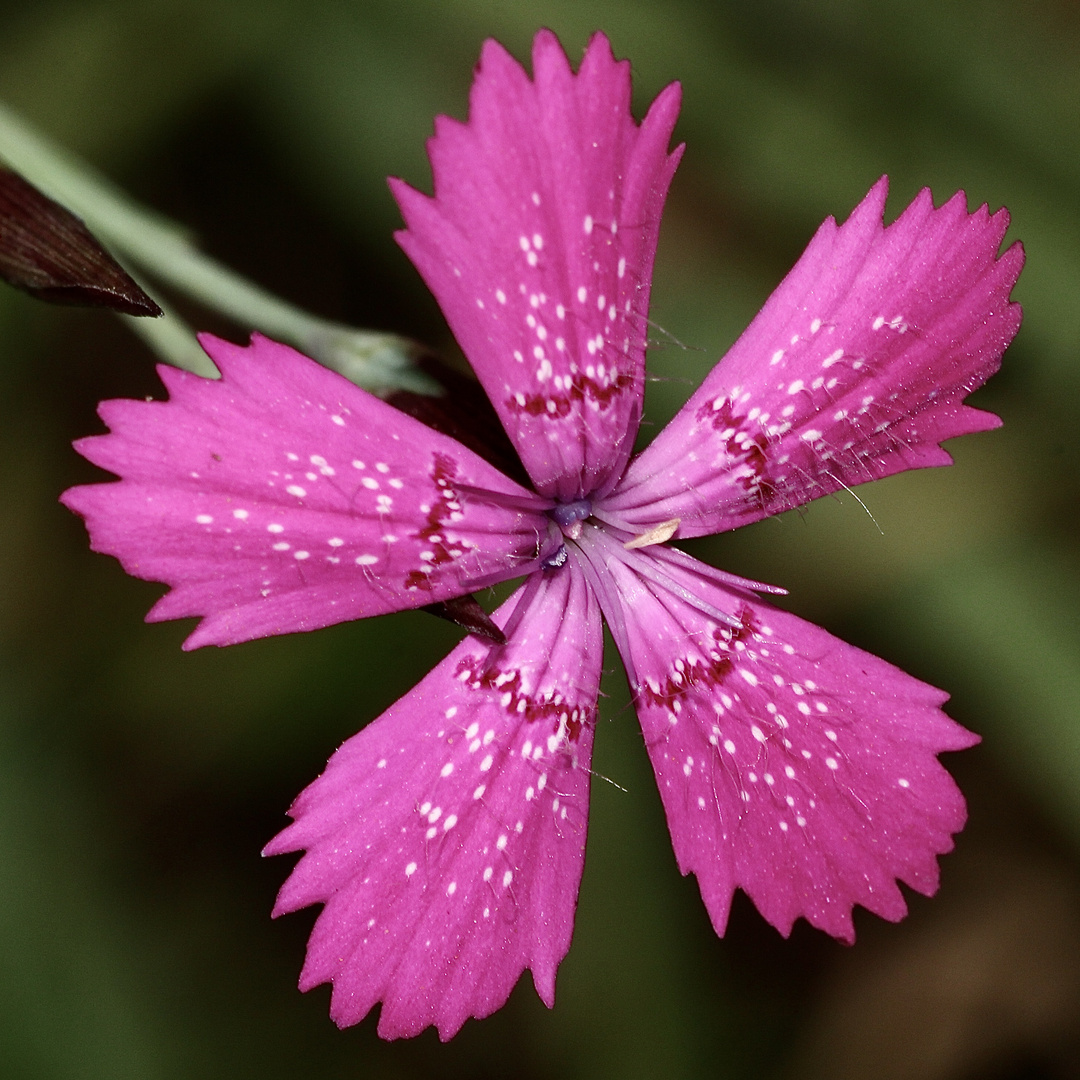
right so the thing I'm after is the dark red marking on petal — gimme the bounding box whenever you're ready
[453,658,590,741]
[405,452,470,593]
[694,398,777,503]
[510,367,634,419]
[638,605,759,711]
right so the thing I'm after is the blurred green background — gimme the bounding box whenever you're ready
[2,1,1079,1077]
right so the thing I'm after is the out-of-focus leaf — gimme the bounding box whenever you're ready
[0,0,291,164]
[886,541,1080,844]
[0,693,173,1080]
[0,168,161,315]
[551,656,752,1080]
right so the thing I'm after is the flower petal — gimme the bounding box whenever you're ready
[61,333,552,648]
[603,179,1023,537]
[392,30,682,502]
[264,566,603,1040]
[582,534,976,942]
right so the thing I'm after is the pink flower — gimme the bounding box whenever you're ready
[62,30,1023,1041]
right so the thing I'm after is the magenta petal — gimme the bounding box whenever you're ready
[592,542,976,942]
[61,333,551,648]
[392,31,682,502]
[604,179,1023,537]
[264,566,603,1040]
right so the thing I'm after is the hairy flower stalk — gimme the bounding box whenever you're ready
[62,31,1023,1040]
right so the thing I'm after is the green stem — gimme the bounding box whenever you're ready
[0,100,438,394]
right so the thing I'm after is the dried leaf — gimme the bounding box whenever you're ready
[0,168,161,316]
[422,594,507,644]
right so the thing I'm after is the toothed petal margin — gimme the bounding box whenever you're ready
[61,334,550,648]
[606,179,1023,536]
[264,566,603,1040]
[392,31,682,501]
[579,533,976,942]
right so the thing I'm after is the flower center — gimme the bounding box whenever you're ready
[539,498,594,570]
[549,498,593,540]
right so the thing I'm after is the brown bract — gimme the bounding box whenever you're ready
[0,168,161,316]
